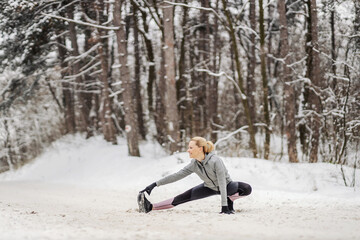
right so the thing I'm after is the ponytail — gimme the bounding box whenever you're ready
[191,137,215,153]
[205,141,214,153]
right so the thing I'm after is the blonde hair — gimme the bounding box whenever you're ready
[191,136,214,153]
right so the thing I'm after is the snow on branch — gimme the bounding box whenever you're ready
[89,69,102,77]
[163,1,227,27]
[347,120,360,131]
[325,74,350,82]
[196,68,247,100]
[214,125,249,148]
[163,1,221,18]
[65,43,101,63]
[80,56,100,72]
[235,25,260,39]
[287,56,307,68]
[139,0,162,30]
[109,89,125,98]
[130,0,148,13]
[41,13,120,30]
[80,12,98,25]
[64,62,101,80]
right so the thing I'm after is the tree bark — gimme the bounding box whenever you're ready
[259,0,271,159]
[66,4,89,133]
[134,2,157,115]
[155,48,167,146]
[209,0,220,142]
[199,0,210,138]
[96,0,117,144]
[177,1,190,143]
[114,0,140,156]
[277,0,299,163]
[247,0,257,125]
[330,0,337,89]
[355,1,360,51]
[305,0,323,163]
[162,1,180,153]
[222,0,257,157]
[81,0,98,138]
[56,31,75,134]
[132,5,146,140]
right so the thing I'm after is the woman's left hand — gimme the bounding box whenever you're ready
[220,206,234,214]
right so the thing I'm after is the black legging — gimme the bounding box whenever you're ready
[172,181,252,206]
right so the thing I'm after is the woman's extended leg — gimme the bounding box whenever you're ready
[152,183,217,210]
[144,182,251,212]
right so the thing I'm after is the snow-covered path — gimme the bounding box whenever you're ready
[1,135,359,240]
[1,181,359,240]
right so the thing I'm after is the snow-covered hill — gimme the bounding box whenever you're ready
[1,134,359,240]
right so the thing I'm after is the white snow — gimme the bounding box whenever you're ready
[1,134,359,240]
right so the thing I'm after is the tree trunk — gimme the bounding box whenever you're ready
[209,0,220,142]
[155,48,167,146]
[330,0,337,89]
[56,31,75,134]
[355,1,360,51]
[114,0,140,156]
[222,0,257,157]
[305,0,323,163]
[162,1,180,153]
[258,0,271,159]
[132,5,146,140]
[277,0,299,163]
[199,0,210,138]
[177,1,190,144]
[97,0,117,144]
[135,5,157,116]
[66,4,88,133]
[81,0,98,138]
[247,0,257,125]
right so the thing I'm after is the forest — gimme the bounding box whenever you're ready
[0,0,359,173]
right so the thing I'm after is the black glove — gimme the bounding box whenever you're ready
[140,182,157,195]
[220,206,234,214]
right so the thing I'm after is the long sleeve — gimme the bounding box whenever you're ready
[156,161,194,186]
[214,158,228,206]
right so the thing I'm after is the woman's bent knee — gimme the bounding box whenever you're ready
[244,184,252,196]
[238,182,252,196]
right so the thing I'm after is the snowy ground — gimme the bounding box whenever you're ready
[1,134,360,240]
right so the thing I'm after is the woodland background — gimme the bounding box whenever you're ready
[0,0,359,173]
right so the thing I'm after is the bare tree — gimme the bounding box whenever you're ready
[66,3,89,133]
[209,0,220,142]
[221,0,258,157]
[162,0,180,153]
[247,0,257,124]
[259,0,271,159]
[177,0,191,144]
[96,0,117,144]
[56,30,75,134]
[114,0,140,156]
[304,0,323,163]
[131,4,146,140]
[277,0,299,163]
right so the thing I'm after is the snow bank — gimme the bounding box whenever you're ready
[1,134,358,197]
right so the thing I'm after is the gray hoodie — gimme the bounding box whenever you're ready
[156,152,232,206]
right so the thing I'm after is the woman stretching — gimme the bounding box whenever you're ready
[138,137,252,214]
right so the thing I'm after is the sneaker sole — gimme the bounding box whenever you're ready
[137,192,145,213]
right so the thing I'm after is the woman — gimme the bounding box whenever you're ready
[138,137,252,214]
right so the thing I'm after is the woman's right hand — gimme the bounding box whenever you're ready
[140,182,157,195]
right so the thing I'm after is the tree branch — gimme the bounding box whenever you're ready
[41,13,120,30]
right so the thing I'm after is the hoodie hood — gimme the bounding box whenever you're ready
[202,152,215,165]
